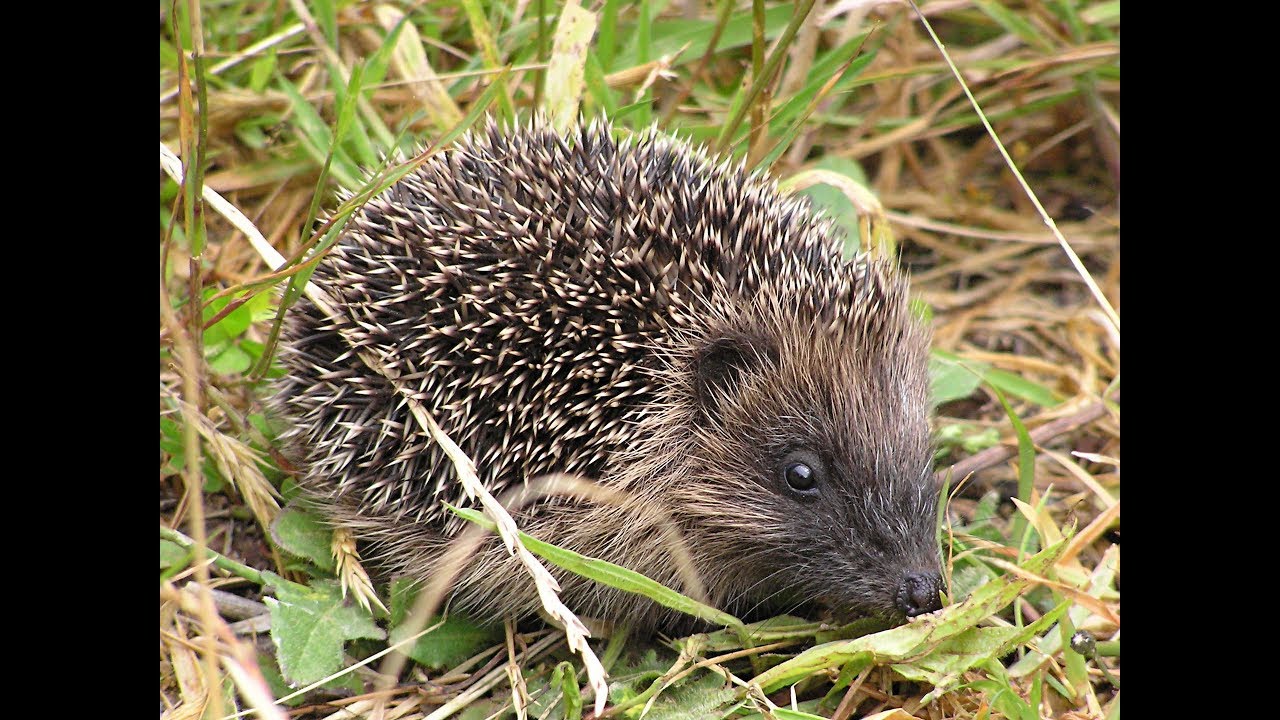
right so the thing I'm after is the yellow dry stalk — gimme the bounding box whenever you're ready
[333,525,388,615]
[185,401,281,531]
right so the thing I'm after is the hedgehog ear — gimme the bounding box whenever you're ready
[692,334,775,422]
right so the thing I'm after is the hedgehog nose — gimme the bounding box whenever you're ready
[895,571,944,617]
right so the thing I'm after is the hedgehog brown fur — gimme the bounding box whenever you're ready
[273,118,945,629]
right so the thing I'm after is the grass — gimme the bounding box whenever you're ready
[159,1,1120,718]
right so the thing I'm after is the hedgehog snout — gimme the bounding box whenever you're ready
[894,570,945,617]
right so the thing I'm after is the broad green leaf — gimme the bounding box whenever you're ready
[639,671,736,720]
[159,417,184,466]
[947,563,996,602]
[387,578,502,669]
[702,615,827,652]
[208,344,252,375]
[270,505,337,573]
[202,289,267,345]
[796,157,871,255]
[929,352,982,406]
[981,366,1065,407]
[257,649,360,705]
[266,579,384,687]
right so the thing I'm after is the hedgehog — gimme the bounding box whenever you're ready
[273,118,945,630]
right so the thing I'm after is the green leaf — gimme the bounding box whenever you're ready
[248,47,277,94]
[935,423,1000,461]
[947,563,996,602]
[160,417,184,468]
[239,338,267,366]
[767,32,874,134]
[597,0,621,70]
[796,157,870,255]
[752,539,1066,693]
[202,290,263,345]
[331,59,377,170]
[929,352,982,406]
[160,39,179,71]
[257,651,304,706]
[387,578,502,669]
[639,670,736,720]
[160,539,189,571]
[551,661,583,720]
[270,505,337,573]
[702,615,828,653]
[266,579,384,687]
[897,600,1070,697]
[277,73,362,190]
[1081,0,1121,26]
[208,344,252,375]
[447,505,743,629]
[974,0,1055,52]
[982,366,1065,408]
[313,0,337,48]
[582,50,617,116]
[614,4,793,71]
[993,387,1038,551]
[257,649,361,705]
[931,349,1063,407]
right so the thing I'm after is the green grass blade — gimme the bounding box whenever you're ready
[973,0,1055,52]
[714,0,817,155]
[448,505,744,629]
[277,73,361,189]
[991,386,1037,553]
[311,0,337,48]
[597,0,621,71]
[583,50,617,116]
[460,0,514,120]
[614,4,792,70]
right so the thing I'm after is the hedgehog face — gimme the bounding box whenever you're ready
[672,303,945,621]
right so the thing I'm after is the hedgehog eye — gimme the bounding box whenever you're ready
[784,462,815,491]
[780,451,823,496]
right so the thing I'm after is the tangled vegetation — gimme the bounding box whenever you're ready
[160,1,1119,718]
